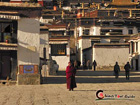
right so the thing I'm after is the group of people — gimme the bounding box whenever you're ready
[70,60,81,70]
[114,62,131,80]
[66,60,132,91]
[83,60,97,71]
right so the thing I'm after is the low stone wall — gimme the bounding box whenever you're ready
[17,74,40,85]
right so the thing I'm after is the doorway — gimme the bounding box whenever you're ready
[136,59,138,71]
[0,52,11,79]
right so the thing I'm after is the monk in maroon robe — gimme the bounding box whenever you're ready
[66,62,77,91]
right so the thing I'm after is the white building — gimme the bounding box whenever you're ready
[49,36,70,70]
[0,2,42,84]
[76,11,140,70]
[129,34,140,71]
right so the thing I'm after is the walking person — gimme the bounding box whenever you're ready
[124,62,131,80]
[77,60,81,69]
[114,62,120,79]
[87,60,90,70]
[82,60,85,70]
[92,60,97,71]
[74,60,78,70]
[66,62,77,91]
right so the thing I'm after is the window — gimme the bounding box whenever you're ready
[131,42,134,54]
[51,44,66,56]
[132,0,135,2]
[129,29,133,34]
[102,22,110,26]
[0,33,1,41]
[50,31,65,36]
[68,31,74,36]
[0,23,12,42]
[114,22,124,26]
[83,29,89,35]
[136,42,138,52]
[138,27,140,33]
[110,40,119,43]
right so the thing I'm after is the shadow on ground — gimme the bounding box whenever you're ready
[42,70,140,84]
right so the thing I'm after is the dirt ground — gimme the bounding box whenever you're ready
[0,70,140,105]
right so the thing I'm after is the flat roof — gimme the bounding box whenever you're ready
[93,43,129,46]
[0,2,41,8]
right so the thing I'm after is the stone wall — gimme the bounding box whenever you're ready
[17,74,40,85]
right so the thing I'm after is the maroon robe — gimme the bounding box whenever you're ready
[66,66,77,90]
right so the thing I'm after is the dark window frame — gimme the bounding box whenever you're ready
[136,42,138,52]
[83,29,89,35]
[129,29,133,34]
[51,44,67,56]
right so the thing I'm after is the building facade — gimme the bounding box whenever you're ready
[0,2,42,84]
[76,0,140,70]
[129,34,140,71]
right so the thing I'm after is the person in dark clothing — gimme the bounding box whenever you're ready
[77,61,81,69]
[92,60,97,71]
[74,60,78,70]
[114,62,120,79]
[70,60,74,67]
[124,62,131,80]
[66,62,77,91]
[82,60,85,70]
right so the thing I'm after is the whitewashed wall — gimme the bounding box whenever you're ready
[91,26,101,35]
[123,27,138,35]
[78,27,83,36]
[138,40,140,70]
[78,39,83,63]
[39,33,49,59]
[123,27,128,35]
[133,27,138,34]
[50,44,70,70]
[78,26,101,36]
[138,41,140,53]
[78,25,138,36]
[93,47,129,70]
[78,39,91,65]
[17,18,40,66]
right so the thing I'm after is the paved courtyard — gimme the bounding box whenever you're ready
[0,70,140,105]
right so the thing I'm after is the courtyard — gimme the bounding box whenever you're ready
[0,70,140,105]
